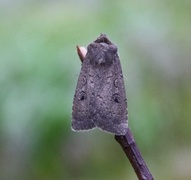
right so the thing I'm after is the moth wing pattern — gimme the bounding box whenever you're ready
[92,53,128,135]
[72,57,96,131]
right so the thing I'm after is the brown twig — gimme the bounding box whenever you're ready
[115,127,154,180]
[76,45,87,63]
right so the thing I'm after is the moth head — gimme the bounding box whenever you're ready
[87,42,118,67]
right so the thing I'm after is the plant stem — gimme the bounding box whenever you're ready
[115,128,154,180]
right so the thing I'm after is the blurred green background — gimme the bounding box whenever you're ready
[0,0,191,179]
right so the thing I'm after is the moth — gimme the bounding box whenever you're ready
[72,34,128,135]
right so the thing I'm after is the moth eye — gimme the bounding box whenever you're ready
[112,93,120,103]
[78,91,87,101]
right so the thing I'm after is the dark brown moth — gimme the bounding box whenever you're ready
[72,34,128,135]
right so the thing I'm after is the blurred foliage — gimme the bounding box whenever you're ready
[0,0,191,179]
